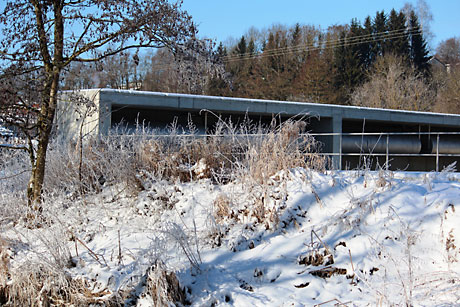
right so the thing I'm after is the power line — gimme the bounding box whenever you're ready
[223,27,421,62]
[143,27,424,71]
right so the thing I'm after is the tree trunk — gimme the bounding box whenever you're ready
[27,0,64,206]
[27,73,60,205]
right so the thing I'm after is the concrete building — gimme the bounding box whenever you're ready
[57,89,460,171]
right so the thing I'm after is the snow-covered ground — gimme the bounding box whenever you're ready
[2,169,460,306]
[0,125,13,147]
[0,125,13,138]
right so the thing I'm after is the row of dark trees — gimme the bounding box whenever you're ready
[214,8,431,105]
[334,10,429,97]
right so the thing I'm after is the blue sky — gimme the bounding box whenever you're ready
[181,0,460,51]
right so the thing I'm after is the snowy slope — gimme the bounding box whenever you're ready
[2,169,460,306]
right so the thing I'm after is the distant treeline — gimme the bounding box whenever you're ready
[63,7,460,113]
[210,8,429,105]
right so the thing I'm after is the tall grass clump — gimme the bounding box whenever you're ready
[217,118,326,229]
[0,262,124,306]
[239,119,325,184]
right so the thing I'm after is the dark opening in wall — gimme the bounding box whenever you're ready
[110,104,320,135]
[111,105,205,133]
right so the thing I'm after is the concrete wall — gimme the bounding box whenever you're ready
[56,90,101,141]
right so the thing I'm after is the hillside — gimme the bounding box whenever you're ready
[1,167,460,306]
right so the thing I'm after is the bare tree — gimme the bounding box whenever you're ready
[0,0,196,204]
[351,54,435,111]
[142,39,228,95]
[434,66,460,114]
[98,52,139,89]
[436,37,460,65]
[62,62,99,90]
[141,48,178,92]
[403,0,434,49]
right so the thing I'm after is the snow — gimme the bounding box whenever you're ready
[0,125,27,149]
[2,169,460,306]
[0,125,13,137]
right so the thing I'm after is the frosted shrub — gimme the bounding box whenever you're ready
[216,119,325,229]
[242,119,325,184]
[0,147,29,193]
[0,148,30,225]
[45,135,138,196]
[213,194,232,223]
[137,133,233,183]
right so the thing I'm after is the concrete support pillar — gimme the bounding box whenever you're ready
[332,114,342,170]
[99,99,111,136]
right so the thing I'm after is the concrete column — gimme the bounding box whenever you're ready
[98,92,111,136]
[332,114,342,170]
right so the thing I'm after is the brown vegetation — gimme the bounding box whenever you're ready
[433,67,460,114]
[351,54,435,111]
[44,118,325,198]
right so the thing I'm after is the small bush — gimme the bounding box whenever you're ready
[213,194,232,223]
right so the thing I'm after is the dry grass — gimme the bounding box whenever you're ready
[243,120,325,185]
[0,263,123,306]
[43,117,325,198]
[0,230,124,306]
[213,194,232,223]
[144,260,187,306]
[136,133,234,183]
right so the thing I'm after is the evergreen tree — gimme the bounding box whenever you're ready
[291,23,302,47]
[349,18,365,68]
[248,39,256,56]
[264,32,279,72]
[227,36,250,97]
[217,42,227,58]
[334,25,366,104]
[207,72,231,97]
[289,23,305,88]
[387,9,410,58]
[362,16,375,70]
[373,11,388,56]
[236,36,247,56]
[207,42,231,96]
[408,11,430,74]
